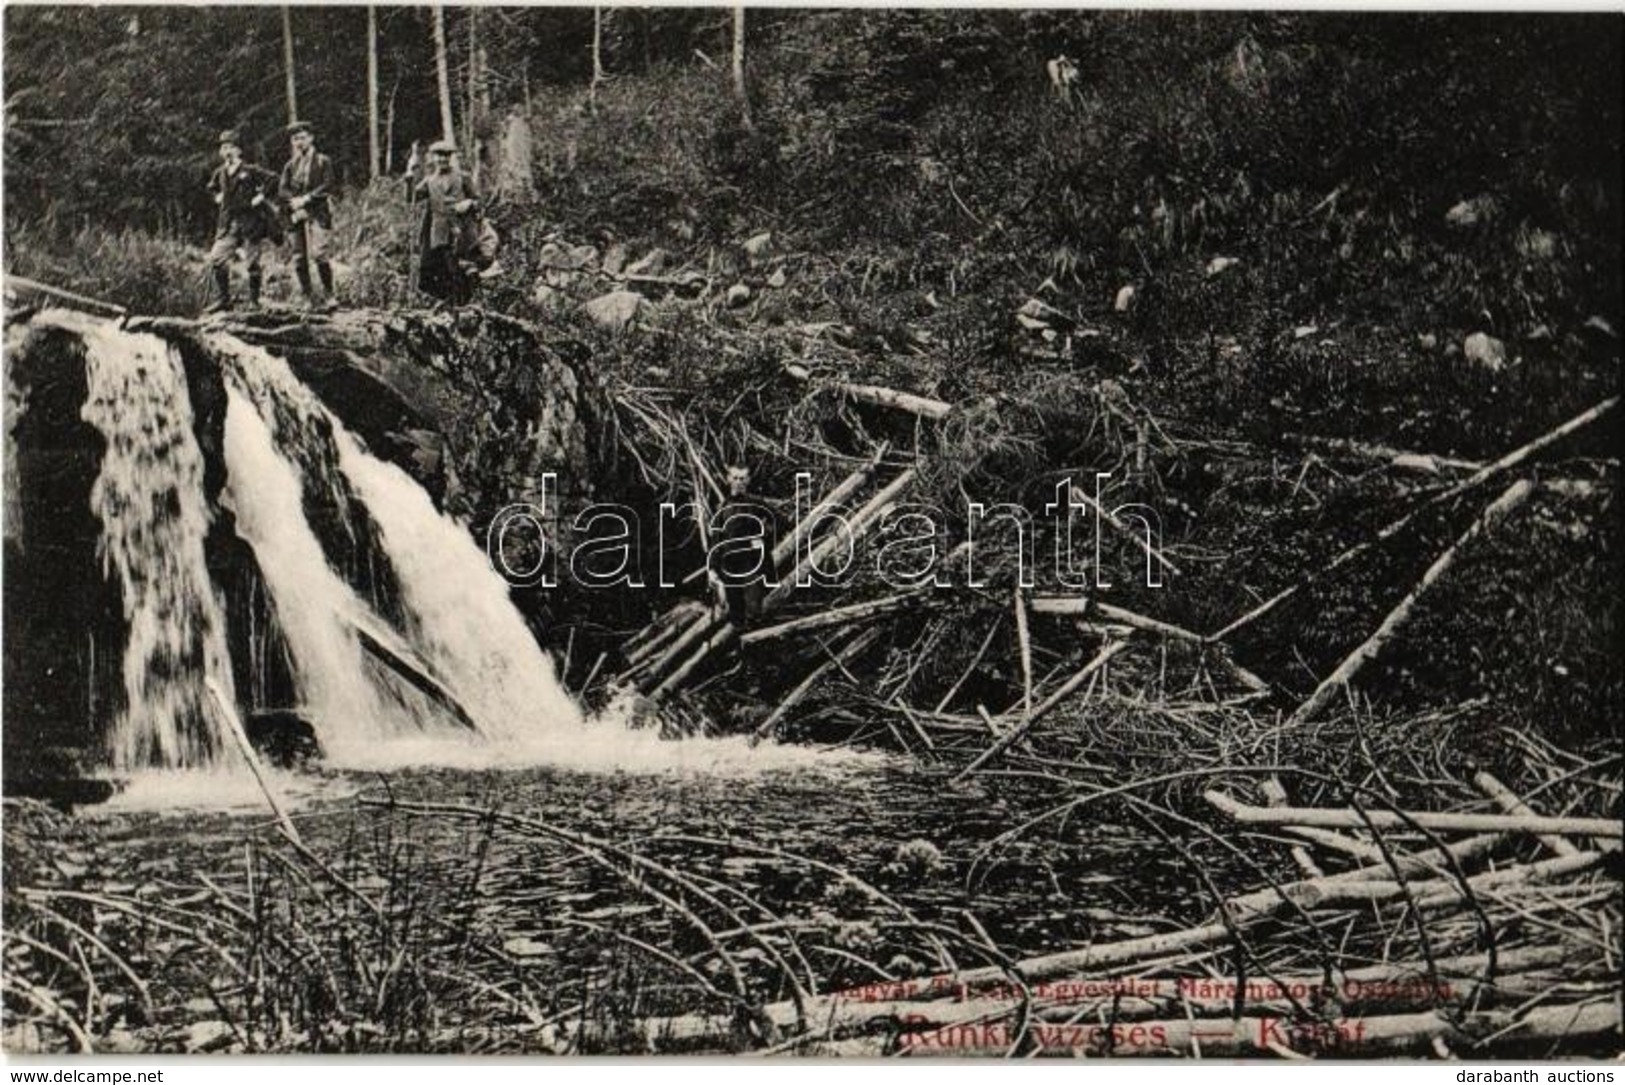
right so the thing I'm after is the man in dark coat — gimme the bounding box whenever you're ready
[711,466,777,632]
[413,139,480,305]
[205,129,279,313]
[279,120,337,311]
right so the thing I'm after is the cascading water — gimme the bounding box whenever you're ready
[41,310,238,770]
[12,310,855,794]
[336,430,584,743]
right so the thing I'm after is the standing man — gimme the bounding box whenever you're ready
[413,139,479,305]
[279,120,338,311]
[205,129,278,314]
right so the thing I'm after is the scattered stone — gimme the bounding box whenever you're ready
[538,242,598,272]
[583,290,646,333]
[1583,315,1618,339]
[1529,324,1553,341]
[186,1020,235,1053]
[1418,333,1438,350]
[742,231,774,263]
[626,249,669,277]
[1018,297,1067,321]
[767,267,787,289]
[503,937,554,958]
[1016,313,1049,331]
[1517,228,1558,261]
[726,282,752,308]
[602,243,628,277]
[1293,325,1318,339]
[1446,196,1499,228]
[1114,284,1136,312]
[1463,331,1507,372]
[1206,256,1241,277]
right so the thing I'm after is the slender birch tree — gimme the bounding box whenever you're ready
[433,5,455,142]
[367,5,381,179]
[731,4,754,132]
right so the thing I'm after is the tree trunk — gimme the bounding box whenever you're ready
[590,7,604,115]
[281,6,298,124]
[383,72,399,174]
[731,4,754,132]
[433,5,455,142]
[466,5,478,179]
[366,6,380,180]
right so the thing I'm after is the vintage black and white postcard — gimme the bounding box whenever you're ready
[2,5,1620,1060]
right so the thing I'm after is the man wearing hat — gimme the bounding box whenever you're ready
[413,138,480,304]
[279,120,338,311]
[205,129,279,313]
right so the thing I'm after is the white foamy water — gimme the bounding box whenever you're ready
[42,309,238,770]
[220,376,433,763]
[88,766,354,817]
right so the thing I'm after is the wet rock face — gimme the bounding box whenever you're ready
[2,324,126,798]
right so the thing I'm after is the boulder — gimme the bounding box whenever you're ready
[584,290,646,333]
[246,709,321,768]
[726,283,752,308]
[767,267,787,289]
[1206,256,1241,277]
[1463,332,1507,372]
[1113,285,1136,312]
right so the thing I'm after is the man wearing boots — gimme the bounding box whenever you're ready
[414,139,479,305]
[279,120,338,311]
[204,130,278,314]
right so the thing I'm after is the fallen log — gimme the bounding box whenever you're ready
[751,628,881,742]
[1071,484,1181,580]
[203,678,303,845]
[352,619,478,731]
[783,362,953,420]
[1031,597,1202,643]
[951,640,1127,782]
[5,275,130,318]
[768,447,889,573]
[1205,790,1621,839]
[1286,479,1533,726]
[740,591,922,647]
[762,467,918,611]
[1212,395,1619,642]
[1280,432,1483,474]
[1474,771,1581,859]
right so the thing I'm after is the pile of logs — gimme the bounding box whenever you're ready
[633,771,1620,1056]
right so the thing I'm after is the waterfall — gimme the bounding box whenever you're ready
[44,310,237,770]
[13,311,855,788]
[336,430,584,741]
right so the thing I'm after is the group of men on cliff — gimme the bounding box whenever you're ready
[205,125,490,314]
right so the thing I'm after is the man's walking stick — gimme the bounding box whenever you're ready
[405,189,421,304]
